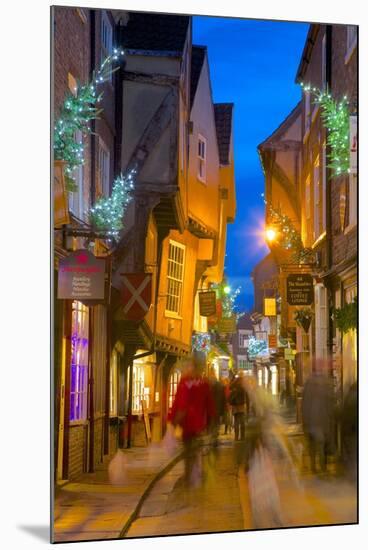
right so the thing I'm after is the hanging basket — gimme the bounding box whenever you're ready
[294,308,314,333]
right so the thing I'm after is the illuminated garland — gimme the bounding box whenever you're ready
[89,171,135,237]
[54,49,124,190]
[263,199,313,264]
[301,84,350,178]
[212,280,242,319]
[247,337,267,358]
[192,332,211,354]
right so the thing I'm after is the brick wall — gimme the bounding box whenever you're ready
[68,424,87,480]
[53,6,92,217]
[330,25,357,270]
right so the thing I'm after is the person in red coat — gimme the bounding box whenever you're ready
[168,351,215,486]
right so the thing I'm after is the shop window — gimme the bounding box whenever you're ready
[132,364,145,413]
[98,138,110,197]
[70,301,89,421]
[110,350,118,416]
[197,134,207,183]
[168,370,181,410]
[315,285,328,359]
[166,241,185,315]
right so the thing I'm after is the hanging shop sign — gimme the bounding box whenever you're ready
[286,274,314,306]
[264,297,277,316]
[268,334,277,348]
[284,348,295,361]
[199,291,217,317]
[57,249,106,300]
[54,160,70,227]
[350,115,357,174]
[218,316,237,334]
[121,273,152,321]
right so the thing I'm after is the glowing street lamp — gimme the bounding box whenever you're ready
[223,285,231,294]
[265,228,277,242]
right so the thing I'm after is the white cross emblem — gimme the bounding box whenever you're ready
[122,275,151,314]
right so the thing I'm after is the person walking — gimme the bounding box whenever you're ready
[222,377,232,435]
[208,367,226,445]
[302,358,335,473]
[168,351,215,487]
[229,372,248,441]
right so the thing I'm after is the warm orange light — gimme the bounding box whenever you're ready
[265,228,277,242]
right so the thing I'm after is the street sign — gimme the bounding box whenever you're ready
[286,274,314,306]
[268,334,277,348]
[284,348,295,361]
[57,249,106,300]
[121,273,152,321]
[218,316,237,334]
[199,291,217,316]
[264,297,277,316]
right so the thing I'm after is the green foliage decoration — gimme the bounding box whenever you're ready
[54,50,124,191]
[333,297,357,333]
[301,84,351,178]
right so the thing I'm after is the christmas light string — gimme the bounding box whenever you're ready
[54,49,124,191]
[192,332,211,354]
[301,83,350,178]
[89,170,135,237]
[262,195,313,264]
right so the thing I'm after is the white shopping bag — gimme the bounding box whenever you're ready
[162,424,180,456]
[108,449,127,486]
[248,445,283,528]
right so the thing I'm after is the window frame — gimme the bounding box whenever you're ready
[197,134,207,183]
[345,172,357,232]
[321,34,327,90]
[132,363,145,414]
[315,284,328,359]
[70,301,89,422]
[165,240,186,317]
[98,138,111,197]
[168,369,181,411]
[109,350,118,417]
[345,25,357,64]
[68,129,84,220]
[101,11,113,82]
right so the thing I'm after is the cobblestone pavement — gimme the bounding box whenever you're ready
[53,445,182,542]
[53,430,357,542]
[126,439,244,538]
[126,435,357,538]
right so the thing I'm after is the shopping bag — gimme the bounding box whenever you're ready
[248,445,283,528]
[108,449,127,486]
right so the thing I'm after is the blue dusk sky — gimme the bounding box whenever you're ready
[193,16,309,312]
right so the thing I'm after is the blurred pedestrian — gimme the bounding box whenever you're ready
[208,367,225,446]
[222,377,232,434]
[302,358,335,473]
[168,351,215,487]
[341,381,357,481]
[229,372,248,441]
